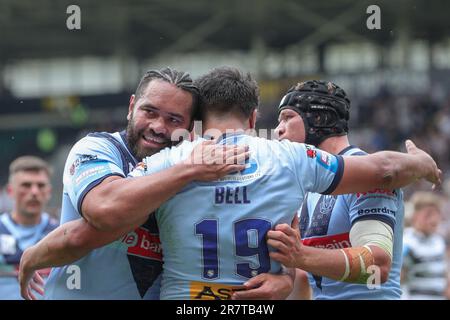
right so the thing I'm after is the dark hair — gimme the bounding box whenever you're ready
[195,66,259,119]
[9,156,52,181]
[135,67,200,119]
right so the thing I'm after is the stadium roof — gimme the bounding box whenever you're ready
[1,0,450,61]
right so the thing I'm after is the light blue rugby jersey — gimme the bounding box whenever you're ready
[0,212,58,299]
[129,132,344,300]
[44,131,162,300]
[300,146,404,300]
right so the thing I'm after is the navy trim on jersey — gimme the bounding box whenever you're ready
[351,213,395,230]
[88,132,138,174]
[338,145,359,156]
[350,151,366,156]
[119,130,136,163]
[320,145,363,195]
[76,173,125,217]
[77,131,137,217]
[322,155,344,195]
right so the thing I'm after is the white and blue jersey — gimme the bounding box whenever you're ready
[300,146,404,300]
[402,228,448,300]
[44,131,162,300]
[130,132,344,300]
[0,212,58,299]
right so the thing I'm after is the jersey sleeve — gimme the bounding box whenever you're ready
[282,141,344,195]
[64,136,125,216]
[346,189,401,231]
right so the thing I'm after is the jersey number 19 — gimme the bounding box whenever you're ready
[195,218,271,279]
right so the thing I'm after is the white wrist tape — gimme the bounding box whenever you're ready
[350,219,394,261]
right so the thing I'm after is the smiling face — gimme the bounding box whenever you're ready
[275,108,306,143]
[126,79,194,160]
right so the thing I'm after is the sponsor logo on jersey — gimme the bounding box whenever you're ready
[306,146,317,159]
[189,281,246,300]
[121,227,162,261]
[74,163,109,187]
[314,150,337,172]
[356,189,396,198]
[319,152,331,166]
[302,232,351,249]
[69,154,98,175]
[319,195,336,215]
[219,158,261,182]
[357,207,396,216]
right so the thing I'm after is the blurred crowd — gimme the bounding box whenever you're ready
[351,89,450,177]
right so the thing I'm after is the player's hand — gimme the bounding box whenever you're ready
[183,140,250,181]
[19,248,45,300]
[267,215,303,268]
[21,270,45,300]
[231,272,294,300]
[405,139,442,189]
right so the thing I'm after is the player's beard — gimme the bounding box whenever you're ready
[126,118,169,161]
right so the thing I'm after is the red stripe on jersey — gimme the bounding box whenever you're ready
[302,232,351,249]
[122,227,162,261]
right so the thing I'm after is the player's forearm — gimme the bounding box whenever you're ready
[20,221,90,273]
[371,150,428,190]
[21,218,137,273]
[83,162,197,231]
[295,245,346,280]
[297,245,390,284]
[336,151,433,195]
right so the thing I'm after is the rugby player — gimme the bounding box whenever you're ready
[402,191,449,299]
[263,80,406,299]
[18,67,249,299]
[0,156,58,299]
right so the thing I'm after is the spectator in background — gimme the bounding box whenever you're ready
[441,179,450,256]
[402,191,450,300]
[0,156,58,299]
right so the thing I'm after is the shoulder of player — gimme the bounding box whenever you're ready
[69,132,120,156]
[268,139,311,159]
[64,132,124,178]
